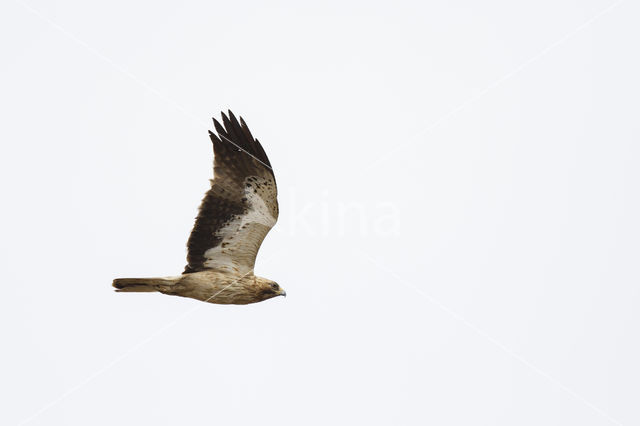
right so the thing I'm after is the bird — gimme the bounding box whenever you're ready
[113,111,285,305]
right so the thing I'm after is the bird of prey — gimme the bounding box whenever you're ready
[113,111,285,305]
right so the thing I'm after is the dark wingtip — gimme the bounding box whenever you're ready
[212,117,226,136]
[221,110,231,125]
[221,112,235,137]
[227,111,244,136]
[208,129,221,144]
[209,111,273,173]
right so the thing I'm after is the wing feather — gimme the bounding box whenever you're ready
[184,111,278,274]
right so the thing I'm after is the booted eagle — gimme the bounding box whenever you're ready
[113,111,285,305]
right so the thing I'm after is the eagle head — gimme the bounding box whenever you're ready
[256,277,286,301]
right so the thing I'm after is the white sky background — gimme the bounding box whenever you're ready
[1,0,639,425]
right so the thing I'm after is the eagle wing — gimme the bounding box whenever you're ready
[184,111,278,275]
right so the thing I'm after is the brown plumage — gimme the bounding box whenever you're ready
[112,111,285,305]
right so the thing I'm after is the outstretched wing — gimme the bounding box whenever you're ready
[184,111,278,275]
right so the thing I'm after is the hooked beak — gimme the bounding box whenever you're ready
[279,289,287,298]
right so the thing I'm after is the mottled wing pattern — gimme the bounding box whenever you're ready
[184,111,278,275]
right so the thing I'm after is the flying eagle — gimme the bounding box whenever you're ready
[113,111,285,304]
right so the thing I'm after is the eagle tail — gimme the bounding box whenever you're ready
[112,277,180,292]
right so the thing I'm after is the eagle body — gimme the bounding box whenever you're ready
[114,272,282,305]
[113,111,285,305]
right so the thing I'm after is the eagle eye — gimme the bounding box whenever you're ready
[270,282,279,291]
